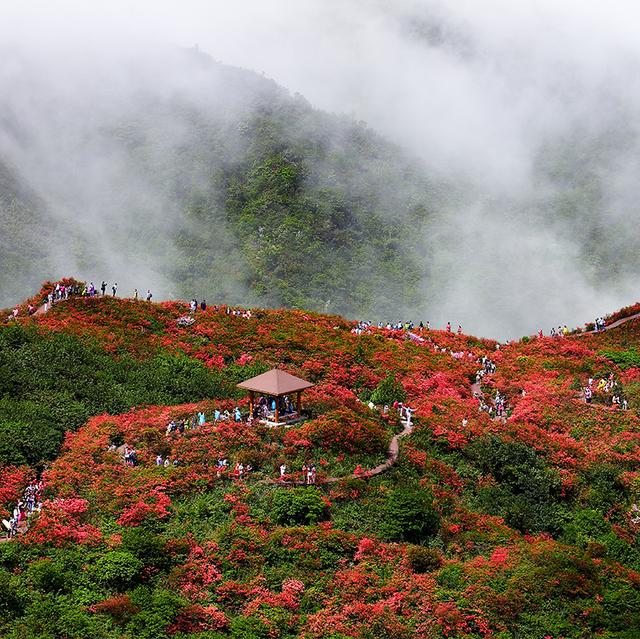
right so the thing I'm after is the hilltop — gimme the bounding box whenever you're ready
[0,282,638,638]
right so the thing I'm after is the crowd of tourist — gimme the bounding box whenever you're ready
[353,319,464,336]
[252,395,297,420]
[475,356,497,384]
[593,317,607,332]
[472,356,509,420]
[278,463,318,484]
[165,411,208,435]
[3,480,43,539]
[6,279,158,321]
[583,373,629,409]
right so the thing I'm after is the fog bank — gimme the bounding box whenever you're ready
[2,1,640,337]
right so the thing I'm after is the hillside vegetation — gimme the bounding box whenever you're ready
[0,283,638,638]
[0,48,432,319]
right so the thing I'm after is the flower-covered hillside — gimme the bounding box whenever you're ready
[0,283,638,638]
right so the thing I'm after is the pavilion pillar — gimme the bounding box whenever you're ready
[297,391,302,415]
[275,397,280,424]
[249,391,254,418]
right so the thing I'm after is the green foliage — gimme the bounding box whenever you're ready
[229,615,271,639]
[7,593,110,639]
[380,486,439,543]
[120,528,176,572]
[580,464,626,512]
[436,563,464,590]
[468,435,566,534]
[26,559,69,594]
[370,374,406,406]
[92,551,143,591]
[598,347,640,369]
[0,568,25,618]
[126,589,186,639]
[270,487,328,526]
[0,325,231,465]
[406,546,443,573]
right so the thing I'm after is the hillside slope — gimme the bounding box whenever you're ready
[0,47,435,319]
[0,284,638,637]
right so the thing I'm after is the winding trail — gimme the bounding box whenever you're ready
[266,417,414,486]
[327,417,414,483]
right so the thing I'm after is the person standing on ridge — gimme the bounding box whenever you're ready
[446,322,451,332]
[201,299,207,311]
[133,288,138,300]
[101,281,106,296]
[112,283,118,297]
[146,290,152,302]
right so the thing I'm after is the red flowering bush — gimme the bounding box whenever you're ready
[0,465,33,517]
[117,488,172,526]
[285,407,389,454]
[2,281,640,638]
[22,498,102,547]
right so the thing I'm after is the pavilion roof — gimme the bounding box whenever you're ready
[237,368,314,396]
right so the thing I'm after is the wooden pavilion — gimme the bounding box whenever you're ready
[237,368,314,425]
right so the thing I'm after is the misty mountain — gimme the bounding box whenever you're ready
[0,159,68,306]
[0,46,436,319]
[2,38,639,336]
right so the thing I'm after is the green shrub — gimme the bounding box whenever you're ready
[120,528,175,572]
[380,486,439,543]
[126,588,186,639]
[92,551,143,591]
[271,487,328,526]
[26,559,68,594]
[599,348,640,369]
[406,546,443,573]
[370,374,406,406]
[436,563,464,590]
[0,569,24,618]
[230,615,271,639]
[469,436,565,534]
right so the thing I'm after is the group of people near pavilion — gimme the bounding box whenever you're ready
[252,395,297,420]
